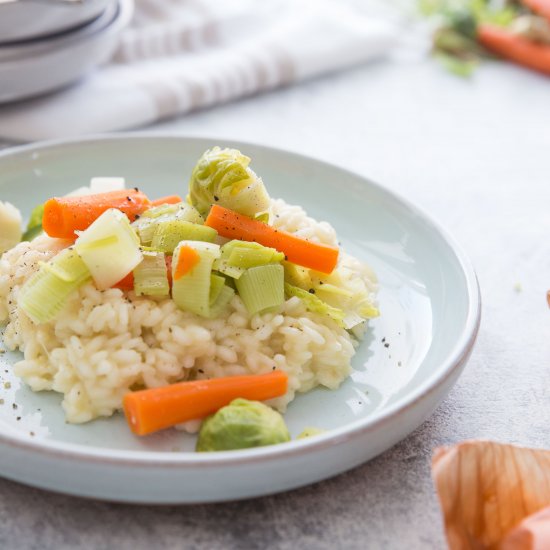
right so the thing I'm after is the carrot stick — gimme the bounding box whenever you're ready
[151,195,183,207]
[204,205,339,274]
[522,0,550,21]
[478,24,550,75]
[43,189,151,239]
[123,370,288,436]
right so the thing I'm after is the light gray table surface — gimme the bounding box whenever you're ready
[1,55,550,549]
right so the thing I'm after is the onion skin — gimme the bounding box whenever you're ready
[432,441,550,549]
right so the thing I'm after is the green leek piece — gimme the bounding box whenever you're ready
[151,220,217,254]
[209,274,226,306]
[213,259,245,280]
[235,264,284,316]
[188,147,270,218]
[133,252,169,297]
[284,283,346,327]
[313,282,353,298]
[297,427,326,439]
[207,284,235,318]
[282,261,311,289]
[171,241,220,317]
[133,203,203,245]
[221,240,284,269]
[22,203,44,242]
[75,208,142,290]
[18,248,91,323]
[358,302,380,319]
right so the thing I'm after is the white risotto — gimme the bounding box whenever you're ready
[0,199,377,424]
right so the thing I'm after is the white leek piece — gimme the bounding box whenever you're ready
[75,208,142,290]
[18,247,91,323]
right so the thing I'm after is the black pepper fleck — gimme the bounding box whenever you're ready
[384,342,390,348]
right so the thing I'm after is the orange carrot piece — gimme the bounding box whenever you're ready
[173,245,200,280]
[522,0,550,21]
[204,205,339,273]
[123,371,288,436]
[151,195,183,207]
[43,189,151,240]
[478,24,550,75]
[113,271,134,290]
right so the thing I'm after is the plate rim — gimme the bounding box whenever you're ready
[0,133,481,467]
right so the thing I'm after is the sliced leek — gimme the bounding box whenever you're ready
[221,240,284,269]
[284,283,346,327]
[209,274,226,306]
[171,241,220,317]
[236,264,284,316]
[151,220,217,253]
[213,259,245,279]
[75,208,142,290]
[18,247,91,323]
[208,284,235,318]
[133,252,169,297]
[133,203,203,245]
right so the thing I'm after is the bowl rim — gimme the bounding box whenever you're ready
[0,133,482,468]
[0,0,133,61]
[0,0,112,47]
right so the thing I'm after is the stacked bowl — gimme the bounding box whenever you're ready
[0,0,133,104]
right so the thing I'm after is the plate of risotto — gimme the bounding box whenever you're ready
[0,135,480,503]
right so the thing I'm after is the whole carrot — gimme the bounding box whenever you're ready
[204,205,339,274]
[522,0,550,21]
[123,370,288,436]
[43,189,151,239]
[478,23,550,75]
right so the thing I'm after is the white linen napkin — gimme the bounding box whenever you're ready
[0,0,398,142]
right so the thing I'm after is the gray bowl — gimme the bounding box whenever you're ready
[0,0,112,44]
[0,0,133,103]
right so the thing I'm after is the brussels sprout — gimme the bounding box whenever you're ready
[196,398,290,452]
[188,147,270,218]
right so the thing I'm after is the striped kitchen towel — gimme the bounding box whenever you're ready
[0,0,398,141]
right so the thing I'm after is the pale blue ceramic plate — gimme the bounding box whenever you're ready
[0,135,480,503]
